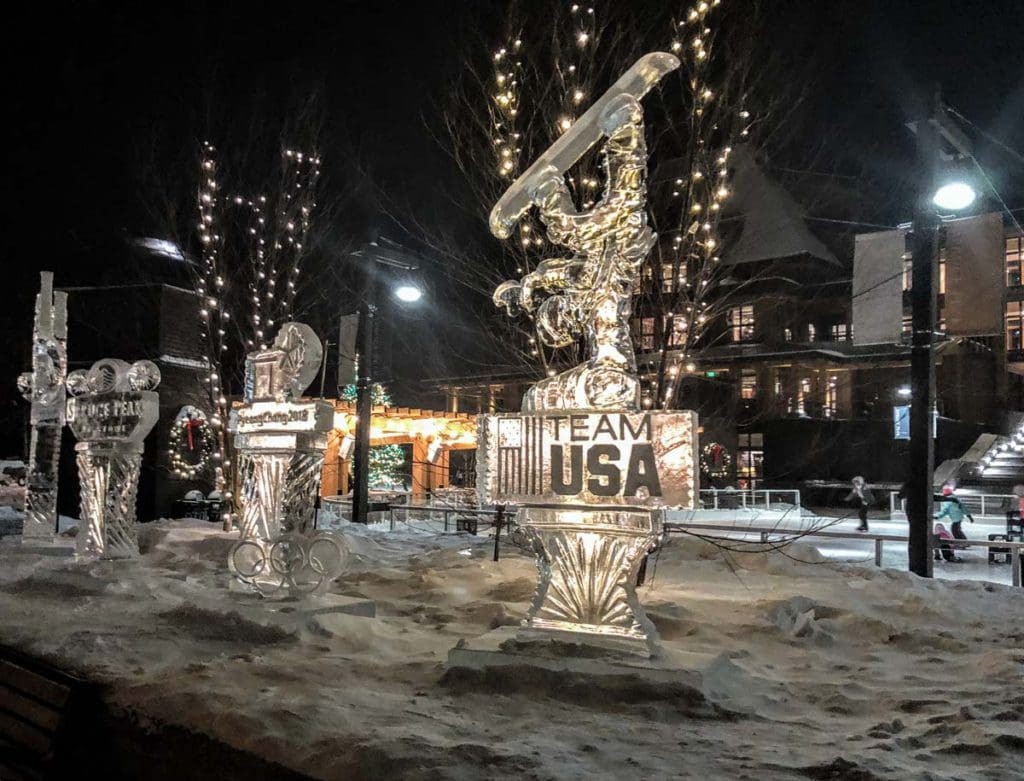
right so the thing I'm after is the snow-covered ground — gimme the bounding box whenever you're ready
[0,519,1022,780]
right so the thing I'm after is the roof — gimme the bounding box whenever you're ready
[723,147,841,268]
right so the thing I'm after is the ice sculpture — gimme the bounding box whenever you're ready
[66,359,161,558]
[227,322,343,595]
[481,53,698,656]
[16,272,68,542]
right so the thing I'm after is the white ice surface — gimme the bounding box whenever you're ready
[0,518,1021,780]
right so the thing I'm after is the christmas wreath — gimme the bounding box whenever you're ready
[700,442,732,478]
[169,406,216,479]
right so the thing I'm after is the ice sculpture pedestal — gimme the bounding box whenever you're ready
[227,322,347,597]
[515,506,662,656]
[65,359,162,559]
[475,410,698,658]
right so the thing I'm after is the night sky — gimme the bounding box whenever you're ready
[2,0,1022,448]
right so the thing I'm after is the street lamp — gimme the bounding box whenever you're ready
[905,88,977,579]
[932,181,977,211]
[350,236,425,523]
[394,284,423,303]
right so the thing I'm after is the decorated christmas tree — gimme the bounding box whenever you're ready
[339,381,406,487]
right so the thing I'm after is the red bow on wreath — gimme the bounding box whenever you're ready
[185,416,203,451]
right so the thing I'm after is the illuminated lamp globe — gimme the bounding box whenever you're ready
[394,284,423,303]
[932,182,976,211]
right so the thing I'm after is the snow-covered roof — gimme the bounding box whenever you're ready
[724,147,840,268]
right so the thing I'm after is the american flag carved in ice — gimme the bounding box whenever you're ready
[479,411,699,509]
[497,416,545,496]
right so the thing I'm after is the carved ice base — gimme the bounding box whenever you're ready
[228,531,348,597]
[236,446,325,542]
[516,506,662,656]
[75,443,142,559]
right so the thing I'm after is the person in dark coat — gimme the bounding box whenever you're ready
[846,476,873,532]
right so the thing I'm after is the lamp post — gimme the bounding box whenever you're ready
[906,88,977,577]
[349,238,424,524]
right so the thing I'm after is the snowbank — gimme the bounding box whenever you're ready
[0,519,1021,780]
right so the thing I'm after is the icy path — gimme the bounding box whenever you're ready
[0,520,1021,780]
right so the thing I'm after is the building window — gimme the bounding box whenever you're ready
[830,323,849,341]
[737,433,763,482]
[661,263,686,293]
[783,327,792,342]
[664,315,688,347]
[728,305,755,342]
[1008,236,1023,287]
[1008,301,1024,352]
[741,369,757,399]
[798,378,812,415]
[807,323,817,341]
[633,317,656,350]
[824,375,838,417]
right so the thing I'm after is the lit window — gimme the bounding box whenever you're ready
[808,323,817,341]
[664,315,688,347]
[830,323,849,341]
[1008,236,1023,287]
[783,327,792,342]
[1008,301,1024,352]
[741,369,756,399]
[737,433,763,480]
[632,317,656,350]
[661,263,686,293]
[797,378,811,415]
[824,375,838,417]
[728,305,755,342]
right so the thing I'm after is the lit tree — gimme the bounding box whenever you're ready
[339,381,406,487]
[424,0,766,405]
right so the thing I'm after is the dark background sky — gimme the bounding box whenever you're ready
[2,0,1023,445]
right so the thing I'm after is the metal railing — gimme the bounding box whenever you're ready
[698,488,801,510]
[667,520,1024,587]
[387,503,504,533]
[889,491,1018,519]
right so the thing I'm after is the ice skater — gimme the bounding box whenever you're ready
[934,485,973,552]
[845,476,873,532]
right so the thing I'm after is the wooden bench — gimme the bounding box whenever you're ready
[0,647,87,780]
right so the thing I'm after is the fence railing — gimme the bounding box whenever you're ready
[667,520,1024,587]
[889,491,1018,519]
[387,503,504,533]
[698,488,801,511]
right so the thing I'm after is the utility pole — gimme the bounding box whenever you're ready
[352,249,378,524]
[348,234,423,524]
[905,86,977,577]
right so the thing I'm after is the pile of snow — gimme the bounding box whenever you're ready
[0,519,1021,779]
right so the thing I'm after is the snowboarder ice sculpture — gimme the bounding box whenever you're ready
[480,52,698,655]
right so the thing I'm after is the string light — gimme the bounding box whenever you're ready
[188,139,321,524]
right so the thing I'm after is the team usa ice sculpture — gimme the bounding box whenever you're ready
[228,323,346,596]
[480,53,699,655]
[65,359,162,558]
[16,272,68,543]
